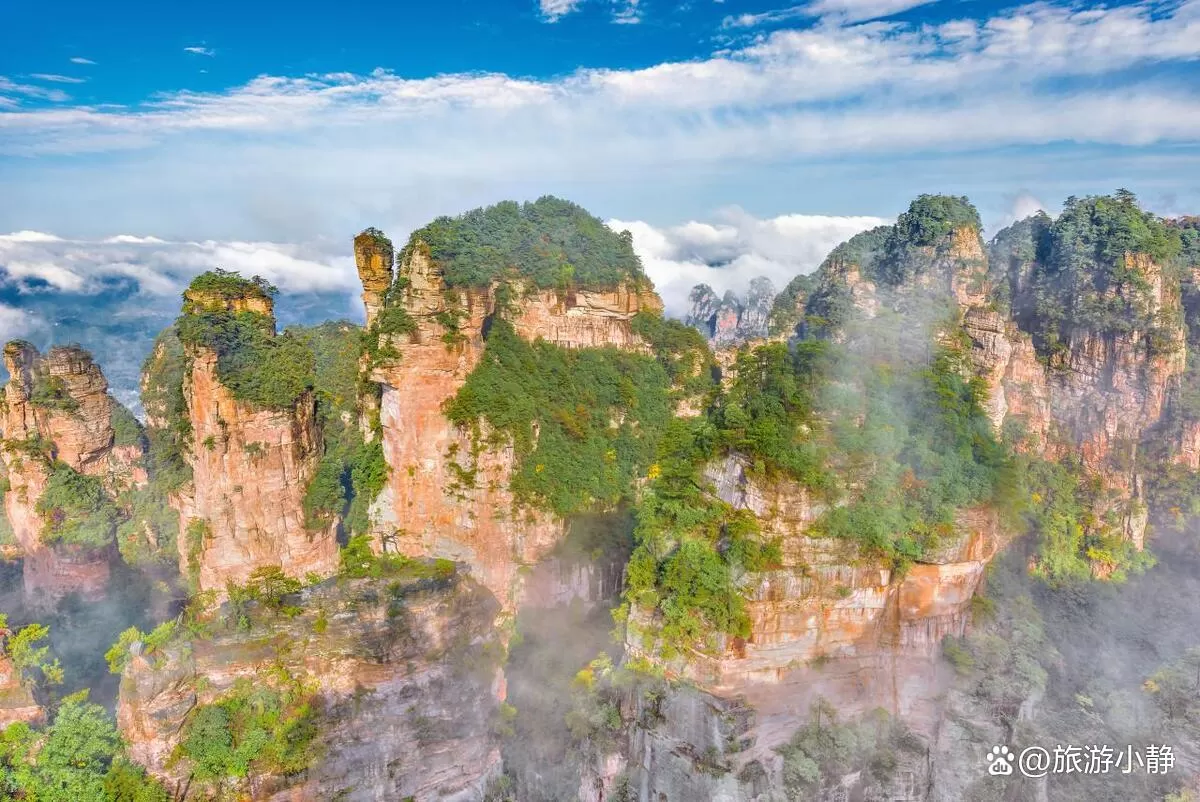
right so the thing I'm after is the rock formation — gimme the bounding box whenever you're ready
[612,198,1196,798]
[163,283,339,594]
[0,342,142,602]
[118,570,503,801]
[686,277,776,347]
[363,237,661,610]
[354,228,395,328]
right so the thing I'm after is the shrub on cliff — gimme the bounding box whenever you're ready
[141,327,192,494]
[405,196,645,290]
[177,309,315,410]
[36,463,120,550]
[185,268,276,304]
[445,319,672,516]
[109,400,144,448]
[711,340,830,488]
[619,417,782,657]
[29,374,80,413]
[174,675,319,786]
[293,322,388,535]
[0,613,63,687]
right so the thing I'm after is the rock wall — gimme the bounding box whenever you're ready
[965,250,1186,549]
[118,572,503,802]
[171,291,338,593]
[628,455,1005,751]
[365,241,661,610]
[0,343,139,602]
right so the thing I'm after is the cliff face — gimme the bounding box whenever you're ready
[968,252,1186,549]
[118,571,503,802]
[365,241,661,609]
[0,343,141,601]
[618,209,1191,795]
[169,290,338,593]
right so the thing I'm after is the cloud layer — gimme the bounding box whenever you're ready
[0,231,357,297]
[610,211,888,315]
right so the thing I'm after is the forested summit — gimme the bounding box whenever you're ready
[402,195,645,289]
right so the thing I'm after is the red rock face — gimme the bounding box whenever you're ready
[354,231,394,328]
[641,457,1008,691]
[172,322,338,595]
[0,343,137,603]
[966,251,1185,549]
[366,244,660,609]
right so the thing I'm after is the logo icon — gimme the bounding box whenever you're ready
[987,745,1014,776]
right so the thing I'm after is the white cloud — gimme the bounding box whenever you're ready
[0,77,70,103]
[69,57,97,65]
[29,74,87,84]
[0,232,357,297]
[540,0,584,21]
[722,5,809,28]
[183,46,215,57]
[609,210,889,314]
[804,0,937,23]
[2,0,1195,155]
[0,303,44,344]
[613,0,642,23]
[991,191,1050,232]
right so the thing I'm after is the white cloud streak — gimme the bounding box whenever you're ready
[29,74,87,84]
[69,57,97,65]
[540,0,584,21]
[610,211,889,314]
[183,46,215,57]
[0,232,356,297]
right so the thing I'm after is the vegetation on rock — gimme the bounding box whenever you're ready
[1016,190,1183,361]
[173,675,319,792]
[404,196,645,290]
[445,318,675,516]
[36,463,120,551]
[0,692,169,801]
[177,306,314,410]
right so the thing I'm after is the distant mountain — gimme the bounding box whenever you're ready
[684,275,776,347]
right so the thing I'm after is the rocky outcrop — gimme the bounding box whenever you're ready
[686,277,776,348]
[118,571,503,801]
[354,228,395,328]
[0,632,45,728]
[167,287,337,594]
[965,249,1186,549]
[365,239,661,609]
[0,343,141,602]
[638,454,1006,692]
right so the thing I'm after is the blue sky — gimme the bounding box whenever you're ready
[1,0,1200,320]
